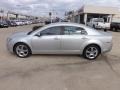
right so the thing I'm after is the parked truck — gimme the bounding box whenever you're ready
[110,20,120,32]
[87,18,110,30]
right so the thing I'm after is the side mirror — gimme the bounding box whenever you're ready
[81,30,87,35]
[35,32,44,37]
[35,34,40,37]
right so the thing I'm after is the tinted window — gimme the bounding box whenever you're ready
[41,26,62,36]
[64,26,85,35]
[28,26,42,35]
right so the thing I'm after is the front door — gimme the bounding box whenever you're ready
[31,26,62,54]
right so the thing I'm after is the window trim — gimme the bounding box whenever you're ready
[40,26,63,36]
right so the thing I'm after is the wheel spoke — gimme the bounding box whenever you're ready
[17,46,21,51]
[86,50,91,54]
[91,47,94,52]
[21,45,24,50]
[94,49,97,53]
[23,50,28,52]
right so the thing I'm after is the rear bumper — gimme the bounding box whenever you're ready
[96,25,110,29]
[102,42,112,53]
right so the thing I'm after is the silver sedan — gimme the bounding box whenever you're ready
[7,22,112,60]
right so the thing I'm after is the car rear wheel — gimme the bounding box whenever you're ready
[83,45,100,60]
[14,43,31,58]
[112,27,118,32]
[93,25,95,29]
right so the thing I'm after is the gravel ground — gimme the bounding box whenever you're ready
[0,24,120,90]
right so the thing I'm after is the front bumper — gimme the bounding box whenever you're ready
[6,39,14,53]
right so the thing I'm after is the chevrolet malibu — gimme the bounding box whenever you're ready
[7,23,112,60]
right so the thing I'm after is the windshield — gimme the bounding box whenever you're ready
[27,26,42,35]
[94,19,104,22]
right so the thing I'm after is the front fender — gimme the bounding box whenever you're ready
[11,37,32,52]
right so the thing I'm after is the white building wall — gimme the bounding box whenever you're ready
[112,14,120,22]
[84,5,118,14]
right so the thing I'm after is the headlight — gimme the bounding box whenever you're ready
[7,38,12,42]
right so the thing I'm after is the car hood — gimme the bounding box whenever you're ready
[9,31,28,39]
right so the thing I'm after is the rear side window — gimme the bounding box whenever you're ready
[40,26,62,36]
[63,26,86,35]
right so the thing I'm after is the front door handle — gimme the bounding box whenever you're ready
[54,37,59,40]
[81,37,88,40]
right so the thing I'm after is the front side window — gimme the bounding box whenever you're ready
[40,26,62,36]
[63,26,87,35]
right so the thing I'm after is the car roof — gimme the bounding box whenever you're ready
[46,22,85,27]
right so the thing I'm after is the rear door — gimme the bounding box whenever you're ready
[61,26,87,54]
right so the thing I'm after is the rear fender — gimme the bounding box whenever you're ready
[80,39,103,54]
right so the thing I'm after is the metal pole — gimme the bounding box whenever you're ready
[0,10,2,22]
[49,12,52,23]
[84,13,87,25]
[2,10,4,21]
[0,9,3,21]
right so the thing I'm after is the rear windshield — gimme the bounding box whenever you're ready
[94,19,104,22]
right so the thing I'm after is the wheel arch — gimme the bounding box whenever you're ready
[82,43,102,54]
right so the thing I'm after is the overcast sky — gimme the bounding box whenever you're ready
[0,0,120,17]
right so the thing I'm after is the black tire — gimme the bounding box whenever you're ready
[83,45,100,60]
[115,28,118,32]
[93,25,95,29]
[104,29,107,32]
[112,27,118,32]
[13,43,31,58]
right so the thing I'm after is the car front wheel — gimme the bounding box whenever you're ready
[14,43,31,58]
[83,45,100,60]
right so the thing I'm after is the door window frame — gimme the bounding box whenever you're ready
[62,26,87,35]
[39,26,63,36]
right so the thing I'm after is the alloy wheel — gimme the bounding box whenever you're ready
[15,44,29,57]
[85,46,99,60]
